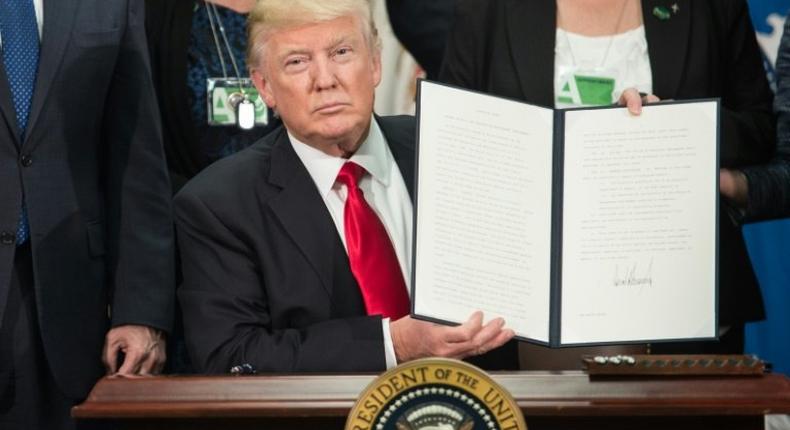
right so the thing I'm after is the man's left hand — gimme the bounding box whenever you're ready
[103,325,166,376]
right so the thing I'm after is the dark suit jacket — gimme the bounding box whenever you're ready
[440,0,772,326]
[0,0,174,399]
[143,0,202,190]
[386,0,457,80]
[176,116,517,373]
[743,16,790,220]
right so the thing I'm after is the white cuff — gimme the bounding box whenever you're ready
[382,318,398,369]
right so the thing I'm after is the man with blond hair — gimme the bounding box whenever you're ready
[175,0,517,373]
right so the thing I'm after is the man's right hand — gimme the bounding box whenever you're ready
[390,311,515,363]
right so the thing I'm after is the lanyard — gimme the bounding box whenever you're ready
[203,1,257,129]
[558,0,629,69]
[205,1,245,94]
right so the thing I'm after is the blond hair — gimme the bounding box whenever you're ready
[247,0,380,70]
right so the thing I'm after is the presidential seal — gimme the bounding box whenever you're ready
[346,358,526,430]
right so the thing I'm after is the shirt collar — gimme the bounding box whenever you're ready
[288,115,392,198]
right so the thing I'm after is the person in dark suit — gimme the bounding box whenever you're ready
[726,15,790,220]
[176,0,517,374]
[440,0,773,356]
[0,1,174,428]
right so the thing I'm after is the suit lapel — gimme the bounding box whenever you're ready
[266,130,340,302]
[642,0,690,99]
[505,0,556,107]
[266,119,416,305]
[0,64,20,146]
[25,0,79,143]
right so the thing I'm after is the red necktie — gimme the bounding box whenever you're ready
[336,162,410,320]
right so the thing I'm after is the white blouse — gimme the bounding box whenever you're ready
[554,25,652,108]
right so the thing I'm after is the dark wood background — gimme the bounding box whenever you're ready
[73,371,790,429]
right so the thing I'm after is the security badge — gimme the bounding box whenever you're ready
[207,78,268,129]
[556,65,616,108]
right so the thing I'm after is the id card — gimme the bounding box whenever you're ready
[556,66,616,108]
[207,78,268,126]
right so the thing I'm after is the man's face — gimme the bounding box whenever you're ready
[251,15,382,157]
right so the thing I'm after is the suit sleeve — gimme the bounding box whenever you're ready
[719,0,776,168]
[104,0,175,332]
[174,190,387,374]
[386,0,456,79]
[741,15,790,220]
[438,0,488,89]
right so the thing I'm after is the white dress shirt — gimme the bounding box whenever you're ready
[289,116,413,369]
[0,0,44,46]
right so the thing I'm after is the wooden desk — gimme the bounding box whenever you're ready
[73,372,790,429]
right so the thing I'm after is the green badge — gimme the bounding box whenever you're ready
[207,78,268,127]
[574,75,616,105]
[557,74,615,106]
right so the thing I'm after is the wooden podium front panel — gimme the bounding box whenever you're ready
[73,372,790,430]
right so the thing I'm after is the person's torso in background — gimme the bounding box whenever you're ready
[187,1,277,165]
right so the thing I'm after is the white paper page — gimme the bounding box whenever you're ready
[560,102,718,344]
[413,81,554,342]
